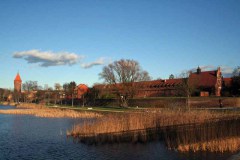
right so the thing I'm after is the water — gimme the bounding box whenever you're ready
[0,105,237,160]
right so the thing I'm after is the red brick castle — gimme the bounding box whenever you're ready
[94,67,228,98]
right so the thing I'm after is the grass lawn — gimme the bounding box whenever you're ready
[47,104,138,113]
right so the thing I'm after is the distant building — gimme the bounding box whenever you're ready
[74,84,89,99]
[14,72,22,102]
[189,67,222,96]
[14,73,22,92]
[94,67,229,98]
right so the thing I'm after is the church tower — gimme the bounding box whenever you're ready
[14,72,22,102]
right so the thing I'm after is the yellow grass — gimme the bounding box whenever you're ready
[68,109,236,136]
[16,103,46,109]
[177,137,240,152]
[0,103,102,118]
[68,109,240,152]
[1,102,15,106]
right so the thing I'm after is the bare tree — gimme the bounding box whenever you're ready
[0,88,11,102]
[99,59,151,107]
[178,71,198,110]
[232,66,240,77]
[22,81,38,102]
[0,88,5,102]
[54,83,62,91]
[85,87,99,106]
[22,81,38,92]
[62,82,76,107]
[69,81,76,107]
[53,83,62,105]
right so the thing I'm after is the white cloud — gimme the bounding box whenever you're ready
[81,57,110,69]
[220,66,234,74]
[187,65,234,76]
[197,65,235,74]
[189,65,215,72]
[199,65,215,71]
[192,65,234,77]
[13,49,83,67]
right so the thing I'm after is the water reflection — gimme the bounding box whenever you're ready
[0,105,237,160]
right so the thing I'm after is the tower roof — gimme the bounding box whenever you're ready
[14,73,22,81]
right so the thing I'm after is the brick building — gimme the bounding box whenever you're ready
[74,84,89,99]
[94,67,229,98]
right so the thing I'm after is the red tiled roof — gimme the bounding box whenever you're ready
[125,78,183,88]
[164,78,183,85]
[77,84,88,91]
[94,70,219,89]
[14,73,22,82]
[189,71,217,87]
[94,78,184,89]
[75,84,89,98]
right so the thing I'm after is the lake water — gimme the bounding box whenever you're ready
[0,105,238,160]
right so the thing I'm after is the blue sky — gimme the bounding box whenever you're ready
[0,0,239,89]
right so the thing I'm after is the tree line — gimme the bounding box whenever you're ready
[1,59,239,108]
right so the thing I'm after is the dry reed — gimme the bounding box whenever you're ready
[68,109,236,136]
[16,103,46,109]
[0,102,102,118]
[0,108,102,118]
[177,137,240,152]
[67,109,240,152]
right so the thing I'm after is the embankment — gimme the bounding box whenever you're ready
[0,103,102,118]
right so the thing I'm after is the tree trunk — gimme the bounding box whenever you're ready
[120,96,128,107]
[186,95,190,111]
[72,94,74,107]
[82,95,85,107]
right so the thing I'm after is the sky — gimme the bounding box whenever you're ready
[0,0,240,89]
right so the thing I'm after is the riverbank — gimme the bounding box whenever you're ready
[0,103,102,118]
[48,105,134,113]
[2,102,240,152]
[0,101,16,106]
[1,105,231,160]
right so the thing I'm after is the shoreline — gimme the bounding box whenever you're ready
[0,102,102,118]
[1,102,240,153]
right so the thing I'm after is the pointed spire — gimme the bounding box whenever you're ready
[14,72,22,82]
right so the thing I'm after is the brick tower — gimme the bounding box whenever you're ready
[14,72,22,102]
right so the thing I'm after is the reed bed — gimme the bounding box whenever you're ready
[163,118,240,152]
[68,109,238,139]
[16,103,46,109]
[1,102,15,106]
[67,109,240,152]
[0,108,102,118]
[0,102,102,118]
[177,137,240,152]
